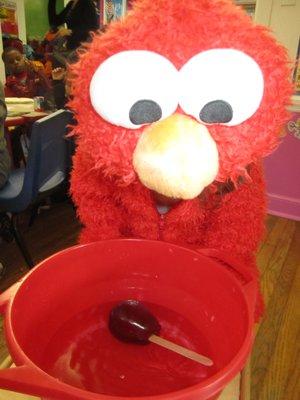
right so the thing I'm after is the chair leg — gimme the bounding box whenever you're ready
[10,214,34,269]
[0,212,14,242]
[28,204,39,227]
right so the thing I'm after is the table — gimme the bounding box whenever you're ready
[4,116,25,128]
[5,112,49,128]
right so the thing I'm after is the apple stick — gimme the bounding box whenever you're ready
[149,335,213,366]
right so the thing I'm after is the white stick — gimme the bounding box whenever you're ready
[149,335,213,366]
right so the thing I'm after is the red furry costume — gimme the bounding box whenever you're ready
[69,0,292,318]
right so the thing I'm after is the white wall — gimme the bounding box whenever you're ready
[255,0,300,61]
[16,0,26,43]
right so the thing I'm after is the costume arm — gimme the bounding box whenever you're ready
[71,149,124,243]
[203,164,266,262]
[203,164,266,319]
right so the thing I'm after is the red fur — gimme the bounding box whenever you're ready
[69,0,293,320]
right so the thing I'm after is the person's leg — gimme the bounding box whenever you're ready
[11,126,29,168]
[10,127,23,168]
[0,261,5,277]
[0,173,7,188]
[0,136,11,185]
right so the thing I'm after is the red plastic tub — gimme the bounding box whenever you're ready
[0,239,255,400]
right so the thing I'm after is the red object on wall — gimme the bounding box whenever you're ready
[0,1,18,36]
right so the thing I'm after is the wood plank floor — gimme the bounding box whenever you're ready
[252,215,300,400]
[0,201,299,399]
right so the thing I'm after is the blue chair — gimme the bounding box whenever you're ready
[0,109,74,268]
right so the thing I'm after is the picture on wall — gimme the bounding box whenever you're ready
[0,0,18,36]
[100,0,127,26]
[127,0,134,10]
[293,37,300,95]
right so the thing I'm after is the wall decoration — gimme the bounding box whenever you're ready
[100,0,127,26]
[0,0,18,36]
[127,0,134,10]
[293,37,300,95]
[287,114,300,140]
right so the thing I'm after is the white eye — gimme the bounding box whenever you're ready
[179,49,264,126]
[90,50,179,129]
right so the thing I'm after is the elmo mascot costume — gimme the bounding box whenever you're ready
[69,0,292,318]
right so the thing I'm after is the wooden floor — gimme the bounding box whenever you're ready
[0,201,299,400]
[252,215,300,400]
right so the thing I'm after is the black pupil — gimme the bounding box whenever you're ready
[129,100,162,125]
[200,100,233,124]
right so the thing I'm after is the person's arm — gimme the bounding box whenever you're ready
[0,83,7,122]
[0,81,10,188]
[66,0,99,48]
[48,0,73,27]
[5,76,32,98]
[52,67,67,109]
[28,61,52,92]
[53,80,67,109]
[68,0,98,33]
[4,83,16,98]
[83,0,99,30]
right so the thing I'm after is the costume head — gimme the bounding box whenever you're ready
[70,0,292,200]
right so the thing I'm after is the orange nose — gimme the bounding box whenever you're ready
[133,113,219,200]
[140,113,204,153]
